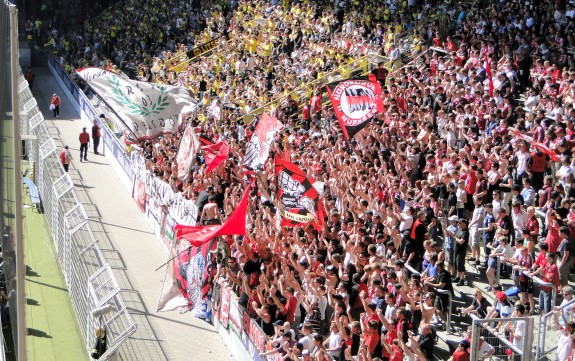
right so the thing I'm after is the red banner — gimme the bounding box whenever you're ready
[156,236,218,316]
[218,283,231,327]
[228,297,243,335]
[533,142,561,162]
[244,315,267,354]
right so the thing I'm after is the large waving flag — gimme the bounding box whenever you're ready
[202,141,230,174]
[326,76,384,140]
[76,67,196,140]
[174,186,250,246]
[243,113,283,170]
[275,155,325,230]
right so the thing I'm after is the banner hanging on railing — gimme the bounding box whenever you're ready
[76,67,196,140]
[133,177,147,212]
[157,237,217,316]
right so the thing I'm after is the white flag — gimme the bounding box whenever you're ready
[76,67,196,140]
[175,125,199,180]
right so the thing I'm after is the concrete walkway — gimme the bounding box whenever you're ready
[30,67,233,361]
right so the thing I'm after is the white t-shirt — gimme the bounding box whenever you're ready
[300,334,314,353]
[556,332,572,361]
[318,295,327,320]
[516,151,531,175]
[399,213,413,233]
[328,331,341,358]
[512,320,525,348]
[385,305,397,321]
[456,188,467,209]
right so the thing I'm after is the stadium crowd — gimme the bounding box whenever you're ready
[41,0,575,359]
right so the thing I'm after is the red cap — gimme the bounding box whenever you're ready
[496,291,507,302]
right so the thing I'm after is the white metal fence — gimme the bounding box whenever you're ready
[470,316,535,361]
[536,299,575,360]
[20,71,136,359]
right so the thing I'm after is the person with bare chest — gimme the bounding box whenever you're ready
[200,196,221,225]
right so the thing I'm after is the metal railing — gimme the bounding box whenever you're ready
[536,298,575,360]
[21,68,137,359]
[404,263,453,333]
[470,316,535,361]
[493,257,557,310]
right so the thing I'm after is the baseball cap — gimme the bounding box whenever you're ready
[496,291,507,302]
[448,215,459,222]
[460,339,470,348]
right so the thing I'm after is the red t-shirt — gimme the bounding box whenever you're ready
[381,329,398,359]
[465,170,477,194]
[365,331,380,354]
[527,216,540,236]
[390,346,403,361]
[545,221,561,253]
[542,263,559,293]
[79,132,90,144]
[452,350,471,361]
[285,295,297,323]
[534,253,548,270]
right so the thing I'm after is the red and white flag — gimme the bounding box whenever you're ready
[243,113,283,170]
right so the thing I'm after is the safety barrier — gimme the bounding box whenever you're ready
[536,298,575,360]
[470,316,535,361]
[13,54,139,359]
[493,257,557,311]
[404,263,453,334]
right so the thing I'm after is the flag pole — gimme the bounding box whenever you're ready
[154,242,193,272]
